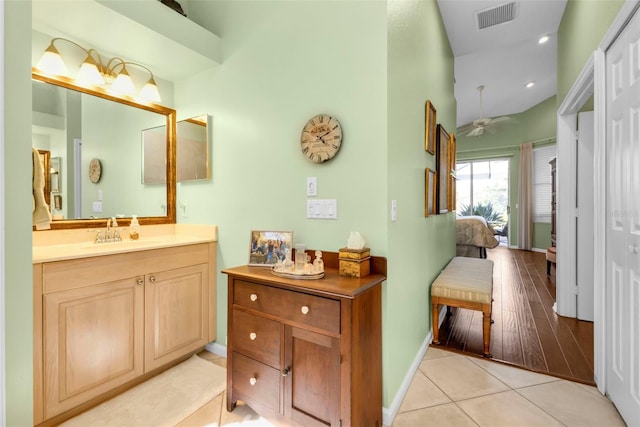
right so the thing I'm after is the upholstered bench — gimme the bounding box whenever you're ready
[431,257,494,357]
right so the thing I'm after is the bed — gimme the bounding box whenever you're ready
[456,215,499,258]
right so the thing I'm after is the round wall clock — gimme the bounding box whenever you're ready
[88,158,102,183]
[300,114,342,163]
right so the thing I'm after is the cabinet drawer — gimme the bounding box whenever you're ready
[232,310,280,368]
[234,281,340,334]
[232,352,280,412]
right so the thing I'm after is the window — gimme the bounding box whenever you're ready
[532,144,556,223]
[456,159,509,224]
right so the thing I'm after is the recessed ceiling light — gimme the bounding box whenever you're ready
[526,81,535,88]
[538,35,550,44]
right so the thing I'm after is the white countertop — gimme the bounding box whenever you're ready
[33,224,217,263]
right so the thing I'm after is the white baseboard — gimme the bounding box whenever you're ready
[382,306,446,425]
[205,342,227,358]
[531,247,547,253]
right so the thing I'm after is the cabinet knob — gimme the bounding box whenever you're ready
[149,276,156,283]
[281,367,290,377]
[250,293,258,302]
[249,377,257,386]
[136,278,144,286]
[249,332,257,341]
[301,305,309,315]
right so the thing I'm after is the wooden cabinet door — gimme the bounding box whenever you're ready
[43,277,144,419]
[144,263,209,372]
[284,326,340,427]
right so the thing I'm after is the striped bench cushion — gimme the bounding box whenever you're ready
[431,257,493,304]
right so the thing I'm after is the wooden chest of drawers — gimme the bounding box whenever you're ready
[223,257,386,427]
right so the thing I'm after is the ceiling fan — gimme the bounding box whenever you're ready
[458,85,511,137]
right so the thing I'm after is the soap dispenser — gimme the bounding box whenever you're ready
[129,215,140,240]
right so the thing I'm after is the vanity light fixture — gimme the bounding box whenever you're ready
[35,38,161,103]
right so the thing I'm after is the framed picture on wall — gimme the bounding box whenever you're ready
[425,100,437,154]
[249,230,293,266]
[448,132,457,212]
[425,168,437,217]
[436,124,450,213]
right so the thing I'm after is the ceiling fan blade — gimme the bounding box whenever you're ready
[487,116,510,125]
[467,127,484,137]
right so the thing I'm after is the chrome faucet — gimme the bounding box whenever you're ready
[94,217,122,243]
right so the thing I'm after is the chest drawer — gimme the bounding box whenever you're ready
[231,352,280,412]
[232,309,280,368]
[234,280,340,334]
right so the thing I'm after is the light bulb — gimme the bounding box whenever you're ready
[139,77,161,102]
[538,35,550,44]
[77,55,105,85]
[111,65,136,96]
[36,43,69,76]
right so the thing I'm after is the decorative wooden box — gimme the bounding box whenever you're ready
[339,247,371,278]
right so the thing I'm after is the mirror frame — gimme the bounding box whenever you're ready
[32,68,177,230]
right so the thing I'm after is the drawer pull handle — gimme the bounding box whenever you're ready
[136,278,144,286]
[281,367,291,377]
[301,305,310,315]
[149,276,156,283]
[249,332,257,341]
[249,377,257,386]
[250,293,258,302]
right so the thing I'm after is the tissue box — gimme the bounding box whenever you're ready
[339,247,371,278]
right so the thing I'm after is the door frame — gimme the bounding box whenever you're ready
[556,0,640,393]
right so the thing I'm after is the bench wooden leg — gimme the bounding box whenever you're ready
[482,307,492,358]
[432,302,440,345]
[547,260,551,275]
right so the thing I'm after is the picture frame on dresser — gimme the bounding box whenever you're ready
[425,100,437,154]
[249,230,293,266]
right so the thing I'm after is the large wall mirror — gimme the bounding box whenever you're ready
[31,70,176,229]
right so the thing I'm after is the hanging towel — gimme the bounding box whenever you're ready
[32,147,52,230]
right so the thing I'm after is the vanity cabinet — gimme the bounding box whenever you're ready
[223,258,386,427]
[34,242,216,425]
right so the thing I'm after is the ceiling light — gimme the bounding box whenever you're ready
[525,81,535,88]
[538,35,550,44]
[35,38,162,103]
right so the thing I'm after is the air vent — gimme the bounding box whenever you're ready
[476,2,516,30]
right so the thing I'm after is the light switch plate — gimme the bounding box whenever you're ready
[92,201,102,213]
[391,200,397,221]
[307,177,317,197]
[307,199,337,219]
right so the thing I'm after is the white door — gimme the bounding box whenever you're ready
[577,111,595,321]
[605,6,640,425]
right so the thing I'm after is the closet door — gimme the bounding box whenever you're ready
[605,6,640,424]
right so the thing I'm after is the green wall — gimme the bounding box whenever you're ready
[457,96,556,250]
[385,0,455,406]
[557,0,625,106]
[179,0,455,409]
[4,1,34,425]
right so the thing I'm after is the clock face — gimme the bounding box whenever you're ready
[300,114,342,163]
[88,158,102,183]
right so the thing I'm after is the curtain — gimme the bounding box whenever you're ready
[518,143,533,250]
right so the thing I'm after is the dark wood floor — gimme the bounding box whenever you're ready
[435,247,595,385]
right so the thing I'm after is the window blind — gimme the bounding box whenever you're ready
[533,144,556,223]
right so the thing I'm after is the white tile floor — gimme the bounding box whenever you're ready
[393,347,626,427]
[184,348,626,426]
